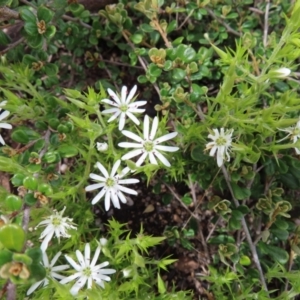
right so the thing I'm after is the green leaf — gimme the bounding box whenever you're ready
[26,34,44,49]
[0,30,10,46]
[270,228,289,241]
[26,248,43,263]
[140,24,154,32]
[20,8,37,23]
[148,63,162,77]
[11,127,41,144]
[0,224,26,252]
[231,182,251,200]
[11,173,26,186]
[37,6,53,22]
[24,22,38,36]
[191,146,209,162]
[157,273,166,294]
[130,33,143,44]
[45,25,56,39]
[28,263,46,281]
[0,157,25,174]
[44,63,58,76]
[0,249,13,267]
[5,195,23,211]
[12,253,32,265]
[261,244,289,264]
[57,144,79,158]
[23,176,38,190]
[172,68,186,82]
[24,193,37,206]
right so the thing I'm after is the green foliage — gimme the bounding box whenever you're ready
[1,0,300,299]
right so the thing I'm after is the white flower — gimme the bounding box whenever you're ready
[278,120,300,154]
[99,238,108,247]
[85,160,139,211]
[60,243,116,296]
[118,115,179,167]
[96,142,108,152]
[36,206,77,252]
[272,67,291,78]
[0,110,12,145]
[101,85,146,130]
[205,128,233,167]
[27,251,69,295]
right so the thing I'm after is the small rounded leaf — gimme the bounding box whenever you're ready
[0,224,26,252]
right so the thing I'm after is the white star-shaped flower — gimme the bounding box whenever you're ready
[85,159,139,211]
[118,115,179,167]
[27,251,69,295]
[205,128,233,167]
[278,120,300,154]
[36,206,77,252]
[60,243,116,296]
[0,110,12,145]
[101,85,146,130]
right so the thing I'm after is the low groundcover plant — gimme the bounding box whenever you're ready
[1,1,300,299]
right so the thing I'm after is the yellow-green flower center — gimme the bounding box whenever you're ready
[216,136,227,146]
[52,216,61,226]
[83,267,92,277]
[106,177,115,187]
[120,104,128,112]
[144,141,154,152]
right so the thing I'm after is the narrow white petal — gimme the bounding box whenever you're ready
[102,108,120,114]
[42,252,49,267]
[89,173,106,182]
[126,112,140,125]
[128,108,145,113]
[50,251,61,267]
[64,255,81,271]
[118,113,126,130]
[101,99,119,106]
[87,277,93,289]
[95,261,109,269]
[118,178,139,184]
[91,246,101,268]
[98,268,116,275]
[118,142,143,148]
[84,243,91,266]
[121,149,144,160]
[91,188,107,205]
[135,152,148,166]
[128,100,147,107]
[75,250,86,267]
[117,191,127,204]
[70,277,88,296]
[121,130,144,143]
[154,132,178,144]
[51,272,66,280]
[0,110,10,120]
[85,183,105,192]
[216,151,224,167]
[0,134,5,145]
[111,190,121,209]
[94,277,105,288]
[60,272,81,284]
[96,162,109,178]
[155,145,179,152]
[105,190,111,211]
[107,88,121,105]
[121,86,127,103]
[149,152,158,164]
[154,151,171,167]
[0,123,12,129]
[111,160,121,177]
[107,111,121,122]
[143,115,150,139]
[150,117,158,140]
[117,185,138,195]
[27,280,44,295]
[126,85,137,103]
[40,231,54,252]
[52,265,69,272]
[209,146,217,157]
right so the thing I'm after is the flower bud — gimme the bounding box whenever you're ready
[96,142,108,152]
